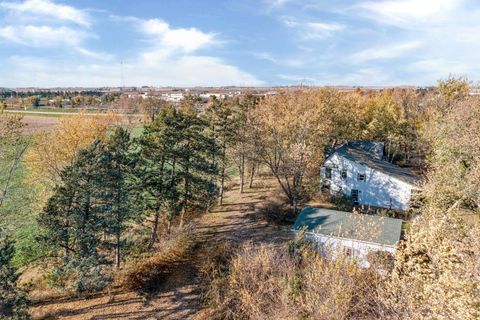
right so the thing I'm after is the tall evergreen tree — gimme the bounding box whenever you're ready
[205,98,236,204]
[39,141,117,293]
[137,103,219,247]
[0,229,29,319]
[102,127,133,269]
[136,106,182,247]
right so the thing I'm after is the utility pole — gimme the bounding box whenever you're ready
[120,60,125,91]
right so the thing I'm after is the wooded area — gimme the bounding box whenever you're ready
[1,77,479,319]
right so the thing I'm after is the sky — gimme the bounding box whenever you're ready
[0,0,479,87]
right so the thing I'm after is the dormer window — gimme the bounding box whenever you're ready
[357,173,366,181]
[341,169,347,179]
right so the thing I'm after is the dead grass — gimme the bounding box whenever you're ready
[256,192,295,225]
[122,225,196,291]
[205,241,388,320]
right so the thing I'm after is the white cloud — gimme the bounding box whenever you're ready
[281,16,345,39]
[0,0,90,26]
[139,18,216,53]
[350,41,422,63]
[408,58,469,75]
[0,25,87,47]
[76,48,113,61]
[304,22,345,39]
[357,0,461,28]
[264,0,291,10]
[0,13,262,87]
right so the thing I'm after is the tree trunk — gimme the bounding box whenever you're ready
[179,207,186,230]
[248,163,255,189]
[179,164,190,229]
[148,208,160,250]
[291,197,297,216]
[115,229,121,269]
[239,154,245,193]
[219,166,225,205]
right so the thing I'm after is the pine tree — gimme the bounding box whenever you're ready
[136,103,219,245]
[205,98,235,204]
[102,127,133,269]
[176,103,218,228]
[136,106,182,247]
[0,230,29,319]
[38,141,114,293]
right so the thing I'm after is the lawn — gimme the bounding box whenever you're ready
[0,142,43,267]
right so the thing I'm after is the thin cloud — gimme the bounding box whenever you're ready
[0,25,88,47]
[0,0,91,26]
[281,16,346,39]
[350,41,422,63]
[356,0,460,28]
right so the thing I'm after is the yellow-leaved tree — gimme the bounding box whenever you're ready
[251,90,332,215]
[384,96,480,319]
[25,113,119,206]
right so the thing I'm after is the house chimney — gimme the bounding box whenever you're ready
[370,141,384,160]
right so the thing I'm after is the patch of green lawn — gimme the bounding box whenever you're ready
[0,144,43,267]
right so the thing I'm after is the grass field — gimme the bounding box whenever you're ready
[0,142,43,267]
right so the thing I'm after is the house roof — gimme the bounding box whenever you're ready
[292,207,403,247]
[330,141,421,185]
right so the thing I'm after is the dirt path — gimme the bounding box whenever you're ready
[30,177,292,320]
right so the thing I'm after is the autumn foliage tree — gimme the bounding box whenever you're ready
[383,96,480,319]
[251,91,331,214]
[25,113,119,204]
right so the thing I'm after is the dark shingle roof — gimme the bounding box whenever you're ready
[292,207,403,246]
[332,141,421,185]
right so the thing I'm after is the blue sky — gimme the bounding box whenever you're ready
[0,0,479,87]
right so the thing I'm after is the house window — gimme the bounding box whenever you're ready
[341,169,347,179]
[325,167,332,179]
[357,173,366,181]
[345,247,353,256]
[351,189,359,204]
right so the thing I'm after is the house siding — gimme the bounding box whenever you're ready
[321,153,414,210]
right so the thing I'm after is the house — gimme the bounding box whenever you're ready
[292,207,403,268]
[320,141,420,211]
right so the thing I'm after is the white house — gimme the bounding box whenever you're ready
[320,141,420,211]
[292,207,403,268]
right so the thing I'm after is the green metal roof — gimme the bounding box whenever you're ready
[292,207,403,246]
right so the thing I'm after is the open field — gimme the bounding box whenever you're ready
[28,176,292,320]
[20,115,61,133]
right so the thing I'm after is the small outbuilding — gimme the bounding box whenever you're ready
[292,207,403,268]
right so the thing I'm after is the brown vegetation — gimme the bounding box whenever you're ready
[204,241,387,320]
[123,226,196,291]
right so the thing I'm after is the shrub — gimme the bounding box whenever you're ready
[207,241,386,320]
